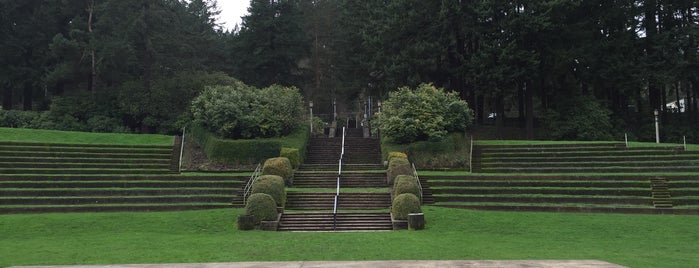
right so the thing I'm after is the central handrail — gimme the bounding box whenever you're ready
[333,127,346,231]
[242,163,262,204]
[178,127,186,173]
[412,163,423,203]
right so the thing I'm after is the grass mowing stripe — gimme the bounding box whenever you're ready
[1,207,697,267]
[434,202,655,208]
[0,203,232,208]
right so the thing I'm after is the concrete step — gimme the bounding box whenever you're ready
[278,212,392,231]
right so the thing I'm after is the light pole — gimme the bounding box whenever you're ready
[654,109,660,144]
[309,101,314,134]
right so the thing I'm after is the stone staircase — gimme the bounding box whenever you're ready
[279,130,393,231]
[0,140,245,213]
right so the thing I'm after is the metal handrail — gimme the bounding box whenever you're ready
[242,163,262,204]
[178,127,186,173]
[412,163,423,203]
[333,127,346,231]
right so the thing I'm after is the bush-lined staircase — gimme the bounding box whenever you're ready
[428,142,699,214]
[278,129,393,231]
[0,139,247,213]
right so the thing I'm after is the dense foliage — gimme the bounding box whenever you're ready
[191,84,303,139]
[543,95,616,141]
[378,84,473,144]
[1,0,696,141]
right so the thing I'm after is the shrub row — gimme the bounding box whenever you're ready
[244,193,278,225]
[262,157,294,186]
[387,153,422,221]
[251,175,286,207]
[190,125,281,166]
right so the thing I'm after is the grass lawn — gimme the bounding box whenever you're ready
[0,127,173,145]
[1,207,698,268]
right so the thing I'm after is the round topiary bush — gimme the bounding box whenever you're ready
[393,175,421,202]
[387,157,412,185]
[251,175,286,207]
[263,157,293,186]
[245,193,278,225]
[391,193,422,220]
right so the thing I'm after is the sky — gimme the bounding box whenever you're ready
[216,1,250,31]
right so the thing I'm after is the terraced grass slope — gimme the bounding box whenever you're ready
[428,142,699,214]
[0,138,247,213]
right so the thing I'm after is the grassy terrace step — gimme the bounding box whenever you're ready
[0,188,238,197]
[0,180,244,188]
[479,150,698,158]
[0,145,172,154]
[474,142,622,148]
[429,180,650,188]
[478,155,699,163]
[0,203,231,214]
[0,141,172,149]
[430,187,650,196]
[0,162,171,169]
[0,175,247,181]
[433,202,699,214]
[424,175,699,181]
[0,168,172,175]
[0,195,235,205]
[479,166,699,173]
[0,156,170,164]
[477,146,684,153]
[434,194,651,205]
[0,151,171,159]
[479,160,699,168]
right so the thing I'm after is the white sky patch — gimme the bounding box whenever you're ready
[216,1,250,31]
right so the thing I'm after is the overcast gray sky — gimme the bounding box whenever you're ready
[216,1,250,31]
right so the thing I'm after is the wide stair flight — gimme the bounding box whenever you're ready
[278,128,393,231]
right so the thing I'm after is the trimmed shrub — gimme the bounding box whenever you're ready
[251,175,286,207]
[387,151,408,162]
[190,126,281,165]
[280,148,301,169]
[387,157,412,185]
[263,157,293,186]
[377,83,473,144]
[245,193,278,225]
[391,193,422,220]
[393,175,421,202]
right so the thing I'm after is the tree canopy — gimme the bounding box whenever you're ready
[1,0,697,141]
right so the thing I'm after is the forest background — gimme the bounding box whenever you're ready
[1,0,696,142]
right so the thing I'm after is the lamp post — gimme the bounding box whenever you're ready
[654,109,660,144]
[309,101,314,134]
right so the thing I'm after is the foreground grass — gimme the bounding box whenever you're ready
[1,207,698,268]
[0,127,173,145]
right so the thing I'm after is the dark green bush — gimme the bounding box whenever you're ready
[377,83,473,144]
[391,193,422,220]
[191,83,304,139]
[280,148,301,169]
[387,157,412,185]
[251,175,286,207]
[542,95,614,141]
[393,175,421,202]
[190,126,281,165]
[262,157,293,186]
[245,193,278,225]
[0,110,41,128]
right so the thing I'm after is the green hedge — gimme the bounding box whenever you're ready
[387,151,408,162]
[262,157,293,186]
[245,193,278,225]
[190,125,281,166]
[393,175,421,202]
[280,148,301,169]
[251,175,286,207]
[391,193,422,220]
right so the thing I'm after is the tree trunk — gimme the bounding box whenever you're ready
[525,81,534,139]
[87,0,96,93]
[22,81,32,111]
[2,85,12,110]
